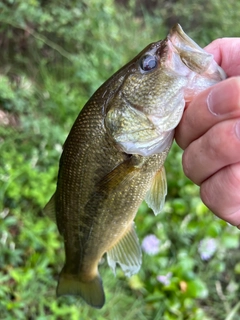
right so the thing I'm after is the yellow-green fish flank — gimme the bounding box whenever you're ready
[44,24,225,309]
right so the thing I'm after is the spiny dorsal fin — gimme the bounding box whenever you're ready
[107,223,142,277]
[145,166,167,215]
[43,193,57,222]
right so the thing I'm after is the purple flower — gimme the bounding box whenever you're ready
[198,237,217,261]
[157,272,172,286]
[142,234,160,255]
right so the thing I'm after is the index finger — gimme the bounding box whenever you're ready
[204,38,240,77]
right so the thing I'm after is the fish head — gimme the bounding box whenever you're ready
[105,24,226,156]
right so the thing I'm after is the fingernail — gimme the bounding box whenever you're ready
[235,120,240,140]
[207,78,240,115]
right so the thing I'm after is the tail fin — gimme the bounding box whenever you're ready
[56,271,105,309]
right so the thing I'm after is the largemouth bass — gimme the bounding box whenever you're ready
[44,24,225,308]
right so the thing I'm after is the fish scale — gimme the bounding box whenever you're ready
[44,24,226,308]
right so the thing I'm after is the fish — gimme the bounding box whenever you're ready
[44,24,226,309]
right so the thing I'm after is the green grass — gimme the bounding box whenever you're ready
[1,0,240,319]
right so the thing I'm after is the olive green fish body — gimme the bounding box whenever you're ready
[44,24,226,308]
[53,80,170,307]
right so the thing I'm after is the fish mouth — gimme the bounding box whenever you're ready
[167,24,226,80]
[168,24,203,53]
[153,24,204,75]
[166,24,210,74]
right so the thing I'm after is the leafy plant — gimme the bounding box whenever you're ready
[1,0,240,319]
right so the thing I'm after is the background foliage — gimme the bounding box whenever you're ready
[1,0,240,319]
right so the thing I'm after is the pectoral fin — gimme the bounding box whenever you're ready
[43,193,57,222]
[145,166,167,215]
[85,156,143,211]
[97,162,135,192]
[107,223,142,277]
[96,155,143,192]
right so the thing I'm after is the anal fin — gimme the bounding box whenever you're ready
[145,166,167,215]
[107,223,142,277]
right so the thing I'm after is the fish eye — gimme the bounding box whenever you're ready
[139,54,158,72]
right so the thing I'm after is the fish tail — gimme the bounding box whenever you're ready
[56,270,105,309]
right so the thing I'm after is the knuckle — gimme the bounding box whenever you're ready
[200,177,222,217]
[206,120,240,165]
[182,147,199,183]
[200,182,211,209]
[226,77,240,109]
[200,163,240,225]
[226,163,240,192]
[205,125,230,163]
[182,149,191,179]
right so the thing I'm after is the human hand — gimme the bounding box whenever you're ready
[175,38,240,227]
